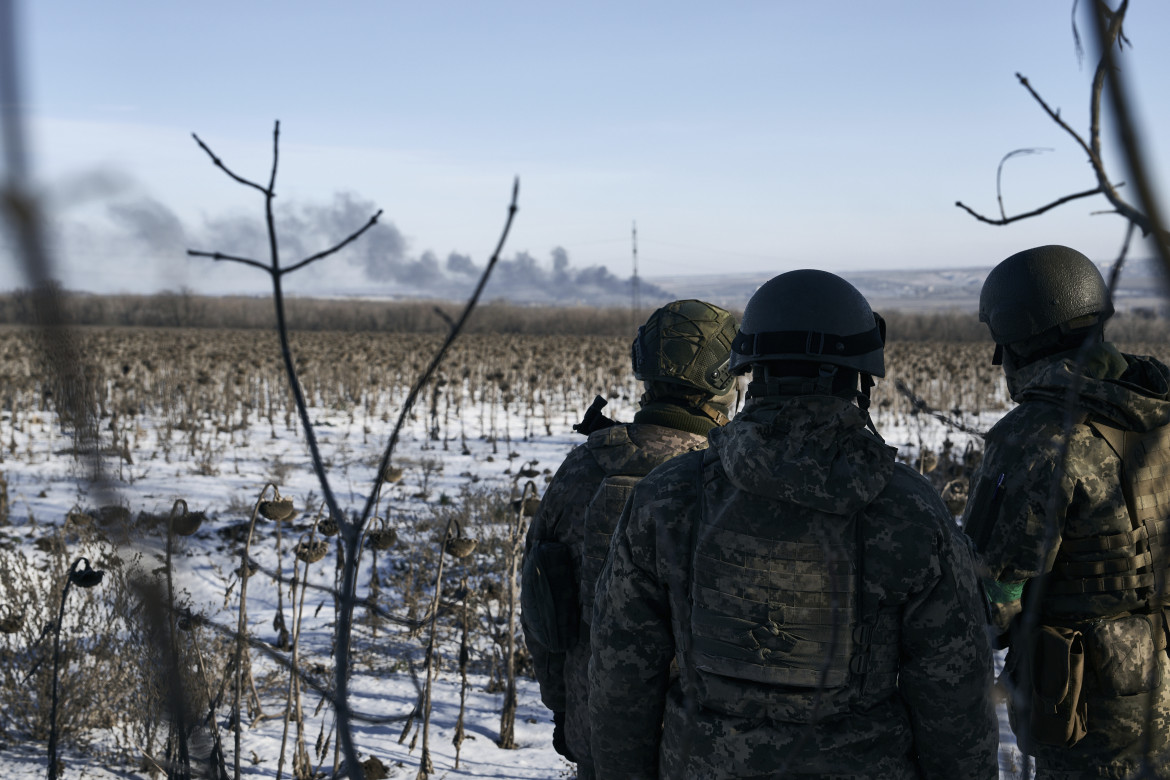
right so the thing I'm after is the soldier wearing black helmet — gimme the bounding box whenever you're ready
[589,270,998,779]
[520,299,739,779]
[964,245,1170,778]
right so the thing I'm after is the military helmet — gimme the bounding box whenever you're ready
[729,269,885,377]
[631,299,739,396]
[979,245,1113,346]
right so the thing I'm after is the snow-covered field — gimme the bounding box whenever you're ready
[0,338,1030,779]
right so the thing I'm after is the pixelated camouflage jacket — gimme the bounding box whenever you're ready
[590,396,999,780]
[963,349,1170,623]
[521,419,709,715]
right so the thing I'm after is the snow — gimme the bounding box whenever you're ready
[0,370,1031,779]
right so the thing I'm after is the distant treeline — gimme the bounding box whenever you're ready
[0,289,1166,342]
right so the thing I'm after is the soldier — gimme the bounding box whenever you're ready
[963,245,1170,778]
[521,299,740,779]
[589,269,998,779]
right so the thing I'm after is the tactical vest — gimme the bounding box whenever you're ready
[1014,418,1170,745]
[579,424,708,626]
[683,453,899,722]
[1048,419,1170,609]
[580,474,649,626]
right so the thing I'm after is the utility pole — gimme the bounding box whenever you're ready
[631,220,640,329]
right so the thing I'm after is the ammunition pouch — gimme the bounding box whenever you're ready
[520,540,579,654]
[1029,624,1089,748]
[1084,612,1166,697]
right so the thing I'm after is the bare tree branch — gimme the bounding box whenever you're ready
[955,186,1104,225]
[332,176,520,778]
[192,605,424,721]
[363,176,521,526]
[431,306,456,330]
[188,121,521,779]
[997,148,1053,220]
[281,209,384,275]
[236,557,434,630]
[1093,0,1170,276]
[893,379,987,437]
[955,4,1156,238]
[185,249,272,273]
[191,132,271,196]
[1015,73,1096,161]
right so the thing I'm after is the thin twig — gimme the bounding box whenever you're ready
[189,122,520,779]
[955,187,1103,226]
[954,5,1153,236]
[233,483,278,780]
[331,177,519,777]
[191,132,271,196]
[193,606,424,722]
[230,556,433,629]
[364,177,521,524]
[282,210,384,275]
[185,250,272,273]
[1015,73,1096,161]
[997,148,1053,221]
[432,306,456,330]
[893,379,987,437]
[1093,0,1170,269]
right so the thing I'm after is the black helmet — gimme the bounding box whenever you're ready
[979,245,1113,346]
[729,269,885,377]
[631,299,738,397]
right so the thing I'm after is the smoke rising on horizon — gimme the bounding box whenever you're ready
[38,188,670,304]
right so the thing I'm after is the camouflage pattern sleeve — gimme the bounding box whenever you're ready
[588,478,676,779]
[521,445,602,713]
[897,481,1000,779]
[963,407,1075,580]
[962,406,1081,626]
[521,489,568,711]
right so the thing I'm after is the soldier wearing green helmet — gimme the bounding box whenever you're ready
[964,245,1170,778]
[520,299,738,779]
[589,269,998,778]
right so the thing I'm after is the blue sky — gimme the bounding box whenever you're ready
[4,1,1169,298]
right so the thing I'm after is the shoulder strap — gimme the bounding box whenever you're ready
[1086,418,1140,463]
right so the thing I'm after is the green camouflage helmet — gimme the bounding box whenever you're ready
[979,244,1114,346]
[729,269,885,377]
[631,299,739,396]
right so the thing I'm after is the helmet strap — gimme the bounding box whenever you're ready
[813,364,838,395]
[855,372,875,411]
[696,401,730,428]
[857,372,884,440]
[747,363,862,400]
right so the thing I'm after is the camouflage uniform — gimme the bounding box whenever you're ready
[964,344,1170,779]
[523,410,711,778]
[590,395,999,779]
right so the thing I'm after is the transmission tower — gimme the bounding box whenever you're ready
[631,221,640,326]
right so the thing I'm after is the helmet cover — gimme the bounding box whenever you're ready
[631,299,739,396]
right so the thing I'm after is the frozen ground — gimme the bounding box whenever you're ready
[0,379,1028,779]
